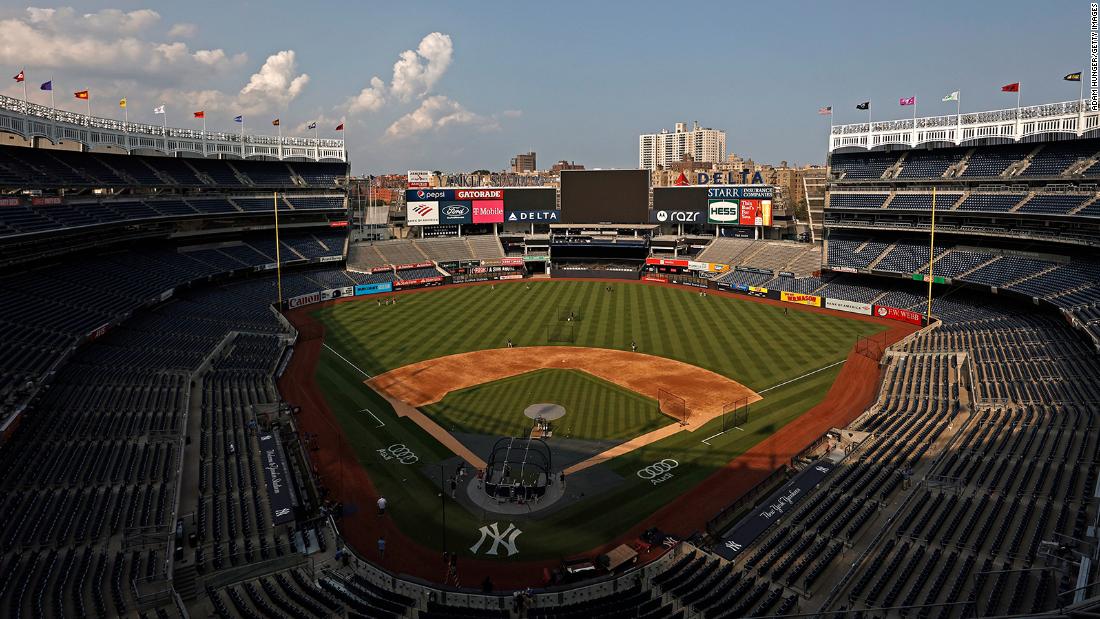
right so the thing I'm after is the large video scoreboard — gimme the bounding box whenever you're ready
[652,185,775,226]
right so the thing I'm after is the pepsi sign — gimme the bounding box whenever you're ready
[506,210,559,222]
[405,189,455,201]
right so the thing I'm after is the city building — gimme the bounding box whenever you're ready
[550,160,584,175]
[511,151,536,173]
[638,121,726,171]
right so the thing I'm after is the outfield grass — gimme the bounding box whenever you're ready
[421,369,667,441]
[310,280,886,560]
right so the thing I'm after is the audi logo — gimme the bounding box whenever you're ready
[636,459,678,480]
[387,443,419,465]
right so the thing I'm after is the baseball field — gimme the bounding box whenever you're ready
[294,280,890,566]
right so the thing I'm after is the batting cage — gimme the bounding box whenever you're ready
[547,323,576,343]
[483,437,552,503]
[557,305,578,322]
[855,332,888,361]
[719,397,751,432]
[658,388,689,425]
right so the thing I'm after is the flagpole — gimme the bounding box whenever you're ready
[274,190,283,306]
[202,115,207,157]
[123,98,129,153]
[21,74,28,113]
[957,91,961,145]
[927,186,936,322]
[1016,83,1022,139]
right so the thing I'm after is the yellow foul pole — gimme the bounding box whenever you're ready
[926,186,936,320]
[274,191,283,305]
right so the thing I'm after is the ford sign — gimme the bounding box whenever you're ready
[442,204,470,217]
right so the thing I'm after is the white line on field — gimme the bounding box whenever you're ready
[323,343,374,379]
[758,359,846,394]
[701,358,847,445]
[358,408,385,428]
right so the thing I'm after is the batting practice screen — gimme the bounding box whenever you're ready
[559,169,650,224]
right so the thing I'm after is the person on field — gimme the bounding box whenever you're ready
[631,340,637,353]
[377,536,386,559]
[450,476,458,498]
[377,496,387,515]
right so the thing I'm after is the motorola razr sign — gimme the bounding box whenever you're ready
[649,209,706,224]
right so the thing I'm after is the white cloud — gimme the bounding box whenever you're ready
[0,7,242,77]
[389,32,453,101]
[193,49,247,67]
[167,22,197,38]
[239,50,309,110]
[384,95,498,139]
[348,76,386,113]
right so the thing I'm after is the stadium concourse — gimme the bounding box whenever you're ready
[0,98,1098,619]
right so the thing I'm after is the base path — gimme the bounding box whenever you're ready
[368,346,760,424]
[367,346,761,473]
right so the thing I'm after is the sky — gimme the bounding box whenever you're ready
[0,1,1093,174]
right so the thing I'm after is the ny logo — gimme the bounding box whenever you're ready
[470,522,522,557]
[274,507,291,518]
[725,540,742,552]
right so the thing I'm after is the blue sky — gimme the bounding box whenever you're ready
[0,1,1093,173]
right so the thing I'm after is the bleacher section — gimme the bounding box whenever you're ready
[694,238,821,276]
[347,236,505,271]
[0,145,345,189]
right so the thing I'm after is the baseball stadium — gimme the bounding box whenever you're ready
[3,12,1100,619]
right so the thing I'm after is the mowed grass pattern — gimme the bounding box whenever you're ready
[421,369,667,441]
[317,280,883,391]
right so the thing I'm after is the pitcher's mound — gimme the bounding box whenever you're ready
[524,403,566,420]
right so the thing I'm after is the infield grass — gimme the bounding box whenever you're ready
[309,280,887,560]
[421,368,667,441]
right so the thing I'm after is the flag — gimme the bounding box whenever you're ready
[942,91,959,102]
[1002,82,1020,92]
[307,121,317,129]
[1065,72,1082,82]
[119,98,126,109]
[13,70,24,82]
[899,96,915,106]
[153,105,166,114]
[856,101,870,110]
[194,111,205,118]
[40,81,51,91]
[817,106,832,115]
[234,115,243,123]
[335,123,344,131]
[74,90,89,100]
[272,118,280,126]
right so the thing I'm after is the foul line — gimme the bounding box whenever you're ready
[701,358,848,446]
[322,344,385,428]
[358,408,385,428]
[322,343,374,379]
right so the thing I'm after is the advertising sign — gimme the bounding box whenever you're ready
[748,286,769,298]
[355,282,393,296]
[456,189,504,200]
[706,185,775,199]
[500,257,525,267]
[31,196,62,206]
[320,287,354,301]
[523,254,550,262]
[874,305,923,325]
[369,266,394,274]
[317,255,343,263]
[506,210,560,223]
[406,188,455,201]
[708,200,740,224]
[407,170,431,188]
[780,291,822,307]
[714,459,834,560]
[394,276,444,289]
[739,199,759,226]
[288,292,321,309]
[760,200,773,226]
[438,201,473,225]
[406,201,439,226]
[646,257,690,268]
[650,208,706,224]
[0,197,20,206]
[472,200,505,224]
[258,433,297,526]
[328,220,349,228]
[825,297,873,316]
[395,261,434,270]
[87,323,111,341]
